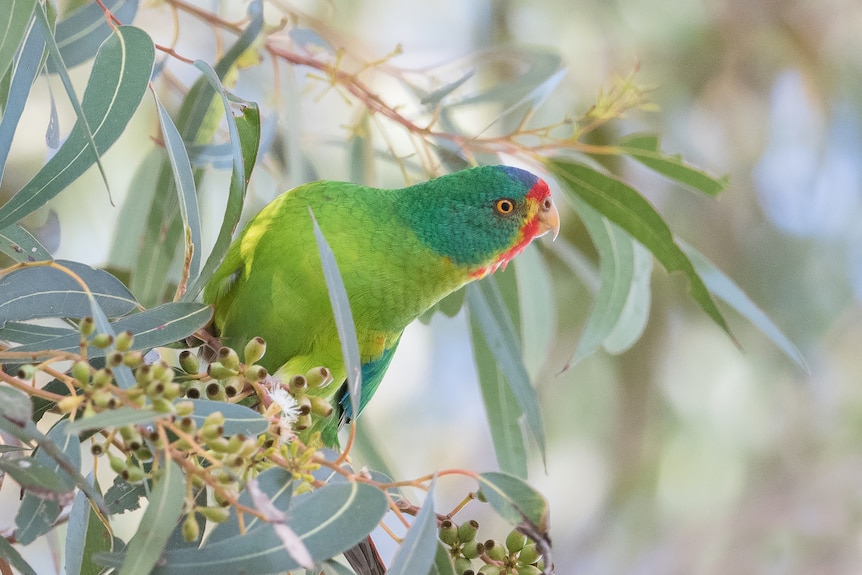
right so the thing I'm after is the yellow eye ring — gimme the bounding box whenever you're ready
[495,199,515,215]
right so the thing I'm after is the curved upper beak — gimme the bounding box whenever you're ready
[536,196,561,240]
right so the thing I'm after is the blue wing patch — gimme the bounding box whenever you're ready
[338,336,402,421]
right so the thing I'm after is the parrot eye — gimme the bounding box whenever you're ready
[494,199,516,215]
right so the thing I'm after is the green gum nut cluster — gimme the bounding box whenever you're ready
[183,337,270,401]
[441,519,543,575]
[284,366,334,430]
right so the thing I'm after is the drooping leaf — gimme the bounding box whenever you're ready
[514,244,555,377]
[50,0,139,70]
[155,97,201,286]
[182,69,260,301]
[547,158,732,339]
[565,195,635,367]
[0,0,37,81]
[0,13,46,182]
[118,458,185,575]
[387,480,439,575]
[185,399,269,437]
[467,279,546,467]
[619,133,729,197]
[0,25,154,231]
[0,261,138,326]
[309,208,363,422]
[470,313,528,479]
[0,536,37,575]
[679,240,808,371]
[131,1,262,306]
[0,321,75,345]
[66,475,112,575]
[602,241,652,354]
[14,419,80,544]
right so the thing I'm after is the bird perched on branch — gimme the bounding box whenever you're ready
[203,165,560,447]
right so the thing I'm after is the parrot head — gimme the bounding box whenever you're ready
[401,165,560,279]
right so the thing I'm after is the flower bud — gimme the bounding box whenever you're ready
[208,362,238,380]
[175,401,195,416]
[462,540,484,560]
[71,360,91,385]
[506,530,527,553]
[182,513,201,542]
[151,397,174,413]
[198,505,231,523]
[294,413,312,431]
[244,364,267,383]
[185,381,204,399]
[243,337,266,365]
[223,376,242,398]
[517,565,541,575]
[108,452,126,474]
[122,351,144,368]
[16,364,36,380]
[205,381,227,402]
[484,540,506,562]
[458,519,479,542]
[305,367,333,388]
[288,374,307,394]
[58,395,85,413]
[453,557,473,575]
[217,347,240,370]
[91,333,113,349]
[309,395,333,418]
[477,565,500,575]
[518,543,539,566]
[179,350,200,374]
[114,330,134,352]
[439,520,459,546]
[79,317,95,337]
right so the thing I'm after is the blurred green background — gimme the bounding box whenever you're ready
[4,0,862,573]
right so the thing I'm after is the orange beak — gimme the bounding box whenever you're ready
[536,196,560,240]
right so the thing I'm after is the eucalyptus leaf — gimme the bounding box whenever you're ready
[386,480,438,575]
[156,97,201,284]
[0,260,138,326]
[679,240,808,371]
[65,408,164,435]
[104,476,146,515]
[0,223,53,262]
[309,208,363,423]
[602,241,652,354]
[118,458,185,575]
[0,14,46,183]
[470,313,528,478]
[4,302,212,359]
[547,158,732,340]
[0,321,76,345]
[185,399,269,437]
[619,133,728,197]
[0,25,154,231]
[126,482,388,574]
[0,536,37,575]
[478,471,549,534]
[467,280,546,468]
[0,0,37,86]
[50,0,139,70]
[66,475,112,575]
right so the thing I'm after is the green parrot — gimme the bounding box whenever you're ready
[203,165,560,446]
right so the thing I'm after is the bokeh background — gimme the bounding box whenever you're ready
[4,0,862,573]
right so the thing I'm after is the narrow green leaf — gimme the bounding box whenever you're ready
[0,25,154,230]
[66,475,112,575]
[50,0,139,70]
[119,458,185,575]
[0,457,73,498]
[0,260,138,326]
[420,69,475,106]
[513,245,555,376]
[679,241,808,371]
[107,148,161,269]
[129,482,388,574]
[0,223,52,262]
[131,1,262,305]
[4,302,212,359]
[619,134,729,197]
[157,99,202,284]
[478,471,549,533]
[547,158,732,339]
[602,241,652,354]
[310,208,363,422]
[65,408,163,435]
[430,541,457,575]
[15,419,80,544]
[0,0,37,81]
[470,315,528,478]
[182,71,260,301]
[0,536,37,575]
[186,399,269,436]
[467,280,546,467]
[0,14,46,181]
[0,321,75,345]
[565,195,634,367]
[387,481,439,575]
